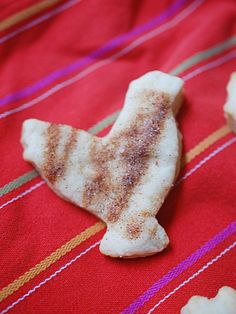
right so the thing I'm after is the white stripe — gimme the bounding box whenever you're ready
[176,137,236,184]
[183,49,236,81]
[0,241,100,314]
[147,241,236,314]
[0,0,203,120]
[0,181,44,210]
[0,0,82,45]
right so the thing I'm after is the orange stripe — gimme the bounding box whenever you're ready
[183,125,230,165]
[0,222,105,302]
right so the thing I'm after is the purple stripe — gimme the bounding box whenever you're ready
[121,221,236,314]
[0,0,189,107]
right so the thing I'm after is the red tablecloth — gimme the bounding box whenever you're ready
[0,0,235,313]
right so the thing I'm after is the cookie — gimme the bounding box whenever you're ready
[21,71,183,258]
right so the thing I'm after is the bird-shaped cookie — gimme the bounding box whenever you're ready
[21,71,183,258]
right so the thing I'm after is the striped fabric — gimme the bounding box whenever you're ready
[0,1,235,313]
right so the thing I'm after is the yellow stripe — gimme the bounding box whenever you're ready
[0,222,105,302]
[0,0,63,32]
[183,125,230,165]
[0,124,231,303]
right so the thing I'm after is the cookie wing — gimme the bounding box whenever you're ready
[21,119,96,209]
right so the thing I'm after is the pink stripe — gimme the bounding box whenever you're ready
[121,221,236,314]
[0,0,189,107]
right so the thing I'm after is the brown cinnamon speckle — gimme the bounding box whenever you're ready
[149,226,158,239]
[126,222,142,239]
[43,125,77,184]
